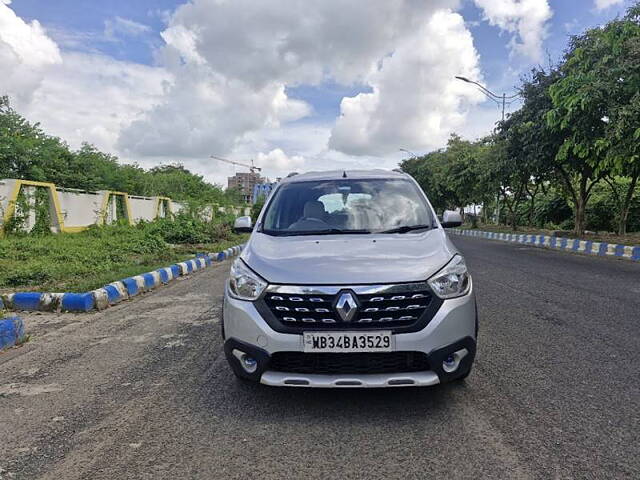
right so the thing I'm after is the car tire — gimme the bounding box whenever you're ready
[220,301,226,340]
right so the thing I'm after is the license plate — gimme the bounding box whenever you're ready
[303,331,392,353]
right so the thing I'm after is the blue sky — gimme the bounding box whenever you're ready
[1,0,635,184]
[9,0,180,64]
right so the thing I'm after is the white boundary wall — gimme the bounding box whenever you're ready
[0,178,250,232]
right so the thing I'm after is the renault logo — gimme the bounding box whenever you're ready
[335,291,358,322]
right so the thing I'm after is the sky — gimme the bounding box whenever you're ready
[0,0,633,187]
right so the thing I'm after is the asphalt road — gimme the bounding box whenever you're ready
[1,237,638,479]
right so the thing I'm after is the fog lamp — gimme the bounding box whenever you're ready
[442,348,469,373]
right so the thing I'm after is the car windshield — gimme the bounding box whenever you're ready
[261,178,433,235]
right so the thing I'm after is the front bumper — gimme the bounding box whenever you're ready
[224,335,476,387]
[223,283,477,387]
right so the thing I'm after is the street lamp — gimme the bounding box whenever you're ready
[454,76,520,122]
[399,148,419,158]
[455,76,521,224]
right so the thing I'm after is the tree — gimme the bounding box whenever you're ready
[593,5,640,234]
[547,4,640,235]
[493,69,565,230]
[442,135,486,212]
[546,21,634,234]
[401,135,494,219]
[0,96,50,180]
[401,149,454,213]
[476,135,526,230]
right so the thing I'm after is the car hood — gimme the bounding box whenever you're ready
[241,229,457,285]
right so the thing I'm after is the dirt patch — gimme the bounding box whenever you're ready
[0,382,63,397]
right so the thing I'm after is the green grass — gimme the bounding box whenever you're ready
[0,223,247,293]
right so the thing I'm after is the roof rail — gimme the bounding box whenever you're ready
[286,172,299,178]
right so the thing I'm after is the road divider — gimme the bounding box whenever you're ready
[0,315,25,350]
[448,228,640,262]
[0,244,244,314]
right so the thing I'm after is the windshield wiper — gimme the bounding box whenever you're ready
[379,224,431,234]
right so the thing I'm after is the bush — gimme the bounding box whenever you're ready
[558,218,575,231]
[532,190,573,229]
[142,212,234,244]
[0,214,243,292]
[251,196,266,222]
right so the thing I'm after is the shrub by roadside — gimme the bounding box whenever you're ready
[140,212,236,244]
[0,216,247,293]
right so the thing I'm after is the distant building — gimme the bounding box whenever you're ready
[227,172,263,203]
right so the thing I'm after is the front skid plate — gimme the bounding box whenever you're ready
[260,370,440,388]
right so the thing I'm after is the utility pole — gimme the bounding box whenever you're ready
[455,76,520,224]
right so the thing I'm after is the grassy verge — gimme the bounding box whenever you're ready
[459,223,640,246]
[0,223,247,293]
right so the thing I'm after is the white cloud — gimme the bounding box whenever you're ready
[0,1,61,103]
[104,16,151,40]
[329,10,484,156]
[594,0,624,10]
[473,0,552,61]
[23,52,170,153]
[118,0,471,160]
[256,148,305,172]
[118,67,311,158]
[160,0,460,88]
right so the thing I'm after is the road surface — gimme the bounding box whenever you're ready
[1,236,638,479]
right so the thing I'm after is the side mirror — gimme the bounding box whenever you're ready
[441,210,462,228]
[233,216,253,234]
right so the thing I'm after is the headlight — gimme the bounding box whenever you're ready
[428,254,470,299]
[228,258,267,301]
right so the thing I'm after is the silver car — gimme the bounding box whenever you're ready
[222,169,477,388]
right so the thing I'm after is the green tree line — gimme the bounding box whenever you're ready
[402,3,640,236]
[0,96,243,205]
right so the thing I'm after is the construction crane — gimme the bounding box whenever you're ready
[210,155,262,173]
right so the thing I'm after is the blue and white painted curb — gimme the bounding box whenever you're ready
[0,243,245,314]
[448,229,640,262]
[0,315,25,350]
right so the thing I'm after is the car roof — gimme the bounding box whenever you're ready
[281,169,407,184]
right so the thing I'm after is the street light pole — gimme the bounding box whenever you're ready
[454,76,518,122]
[455,76,520,225]
[399,148,419,158]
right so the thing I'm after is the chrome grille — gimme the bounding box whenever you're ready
[262,284,434,330]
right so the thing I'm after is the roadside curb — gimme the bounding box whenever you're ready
[0,315,25,351]
[448,229,640,262]
[0,244,244,314]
